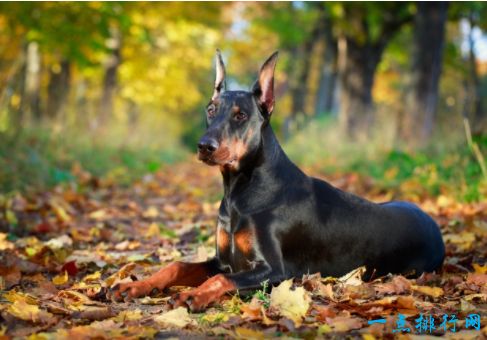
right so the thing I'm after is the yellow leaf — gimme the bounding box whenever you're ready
[154,307,195,328]
[53,271,69,285]
[235,327,265,339]
[143,206,159,218]
[145,222,160,238]
[473,263,487,274]
[7,300,54,323]
[57,290,92,306]
[411,285,444,298]
[114,310,143,322]
[105,262,136,287]
[45,235,73,250]
[317,324,332,334]
[270,279,310,326]
[443,232,475,251]
[82,271,101,282]
[0,232,14,250]
[3,290,38,304]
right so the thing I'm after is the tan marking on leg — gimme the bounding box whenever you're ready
[235,227,254,256]
[217,227,230,254]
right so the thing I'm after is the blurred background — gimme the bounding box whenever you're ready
[0,2,486,201]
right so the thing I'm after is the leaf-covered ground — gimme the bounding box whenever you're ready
[1,162,486,339]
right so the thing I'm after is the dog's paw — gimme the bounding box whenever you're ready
[169,290,209,312]
[109,281,153,302]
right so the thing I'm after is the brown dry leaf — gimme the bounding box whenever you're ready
[374,275,411,295]
[7,300,54,324]
[411,285,444,298]
[270,279,310,326]
[241,297,263,321]
[72,306,113,321]
[0,266,21,289]
[327,315,363,332]
[314,304,337,321]
[466,273,487,286]
[319,283,335,301]
[154,307,195,328]
[338,266,366,286]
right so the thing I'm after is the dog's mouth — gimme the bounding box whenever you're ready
[198,151,237,167]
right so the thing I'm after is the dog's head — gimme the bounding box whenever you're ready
[197,50,278,171]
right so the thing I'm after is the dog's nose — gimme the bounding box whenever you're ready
[198,137,219,154]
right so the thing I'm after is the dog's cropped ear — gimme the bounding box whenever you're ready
[252,51,278,117]
[212,49,226,101]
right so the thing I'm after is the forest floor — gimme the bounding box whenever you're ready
[0,161,486,339]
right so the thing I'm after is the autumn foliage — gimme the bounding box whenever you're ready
[0,162,486,338]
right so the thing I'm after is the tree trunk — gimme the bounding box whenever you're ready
[402,2,448,146]
[466,14,485,135]
[282,28,319,140]
[47,60,71,120]
[97,28,121,129]
[21,41,42,121]
[338,38,384,139]
[315,10,337,116]
[290,39,315,117]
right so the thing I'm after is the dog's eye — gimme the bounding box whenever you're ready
[234,112,248,122]
[207,105,216,118]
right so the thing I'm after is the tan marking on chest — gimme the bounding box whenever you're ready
[234,227,254,256]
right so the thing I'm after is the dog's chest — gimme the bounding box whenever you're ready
[216,216,256,273]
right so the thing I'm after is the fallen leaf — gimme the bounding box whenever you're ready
[411,285,444,298]
[61,261,78,276]
[241,297,263,321]
[235,327,265,339]
[113,310,143,322]
[270,279,310,326]
[338,266,366,286]
[374,275,411,295]
[104,262,136,287]
[7,300,54,324]
[0,233,15,250]
[473,263,487,274]
[154,307,195,328]
[45,235,73,250]
[466,273,487,286]
[327,315,362,332]
[0,266,21,289]
[52,271,69,285]
[82,271,101,282]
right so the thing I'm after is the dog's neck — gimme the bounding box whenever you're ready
[220,124,305,199]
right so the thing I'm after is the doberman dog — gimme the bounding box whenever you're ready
[112,51,445,311]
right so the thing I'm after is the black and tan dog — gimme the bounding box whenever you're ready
[112,51,445,311]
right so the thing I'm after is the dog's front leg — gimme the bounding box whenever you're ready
[111,257,222,301]
[171,262,281,311]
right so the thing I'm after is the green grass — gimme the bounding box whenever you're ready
[0,127,189,192]
[1,119,486,203]
[283,116,487,202]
